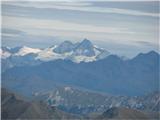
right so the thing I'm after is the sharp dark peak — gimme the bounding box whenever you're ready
[76,39,93,49]
[81,38,92,45]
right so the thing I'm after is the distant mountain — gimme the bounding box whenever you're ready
[1,46,41,58]
[33,86,160,115]
[2,50,159,96]
[1,53,42,72]
[37,39,110,63]
[1,39,110,72]
[53,41,76,54]
[1,47,12,59]
[73,39,95,56]
[1,88,80,119]
[1,46,42,72]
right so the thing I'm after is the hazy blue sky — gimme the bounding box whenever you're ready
[2,0,159,57]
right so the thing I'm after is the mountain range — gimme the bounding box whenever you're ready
[1,39,160,119]
[1,39,110,72]
[2,44,159,96]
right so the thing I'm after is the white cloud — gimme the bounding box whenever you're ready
[2,1,159,17]
[3,15,158,46]
[1,0,158,56]
[2,15,134,35]
[2,15,138,46]
[2,33,20,37]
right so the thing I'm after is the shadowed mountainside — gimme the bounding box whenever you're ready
[2,51,159,96]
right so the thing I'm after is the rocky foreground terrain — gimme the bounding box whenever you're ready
[2,88,159,120]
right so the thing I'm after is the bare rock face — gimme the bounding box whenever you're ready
[1,88,79,120]
[98,107,150,119]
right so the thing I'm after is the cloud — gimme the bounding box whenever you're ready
[2,15,134,35]
[2,33,20,37]
[2,28,26,37]
[135,41,157,47]
[2,28,25,34]
[2,15,158,47]
[2,1,159,17]
[2,15,141,47]
[1,0,159,57]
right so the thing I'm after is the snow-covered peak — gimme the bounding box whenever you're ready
[36,45,62,61]
[14,46,41,56]
[0,50,11,59]
[1,46,11,51]
[1,46,12,59]
[80,38,93,47]
[53,41,74,54]
[2,39,111,63]
[73,39,95,57]
[36,39,105,63]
